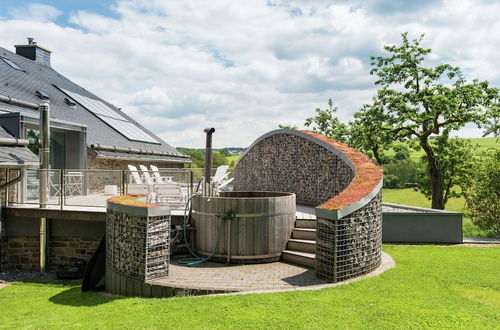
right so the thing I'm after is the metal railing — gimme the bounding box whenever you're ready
[10,167,233,210]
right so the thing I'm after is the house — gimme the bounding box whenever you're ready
[0,38,190,173]
[0,39,191,271]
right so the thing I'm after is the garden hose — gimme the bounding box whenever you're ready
[177,194,223,266]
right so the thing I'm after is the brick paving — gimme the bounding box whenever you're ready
[149,259,329,292]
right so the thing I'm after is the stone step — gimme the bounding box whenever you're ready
[295,219,316,229]
[292,228,316,240]
[287,238,316,253]
[281,250,315,268]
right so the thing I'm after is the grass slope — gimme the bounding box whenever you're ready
[1,246,499,329]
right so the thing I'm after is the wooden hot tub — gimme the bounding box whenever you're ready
[191,191,296,263]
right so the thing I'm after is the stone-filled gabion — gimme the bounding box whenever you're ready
[106,209,170,281]
[234,133,354,207]
[234,129,383,283]
[316,192,382,282]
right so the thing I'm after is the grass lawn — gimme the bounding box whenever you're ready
[1,245,499,329]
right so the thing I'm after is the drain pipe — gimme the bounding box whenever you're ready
[39,103,50,272]
[203,128,215,196]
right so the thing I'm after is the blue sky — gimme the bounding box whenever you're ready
[0,0,499,147]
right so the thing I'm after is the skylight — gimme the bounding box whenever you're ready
[35,90,49,100]
[1,57,23,71]
[64,97,77,107]
[57,87,159,144]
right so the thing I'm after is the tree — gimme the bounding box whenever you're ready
[467,151,500,235]
[349,99,394,164]
[27,129,39,155]
[278,124,297,130]
[415,131,475,206]
[368,32,498,209]
[305,98,350,143]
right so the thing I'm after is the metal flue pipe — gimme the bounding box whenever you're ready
[203,128,215,196]
[39,102,50,272]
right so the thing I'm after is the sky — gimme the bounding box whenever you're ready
[0,0,499,148]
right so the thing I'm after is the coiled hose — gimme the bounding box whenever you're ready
[177,194,223,266]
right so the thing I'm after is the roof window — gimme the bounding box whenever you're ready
[1,57,23,71]
[64,97,77,108]
[35,90,50,101]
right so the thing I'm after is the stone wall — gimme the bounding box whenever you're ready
[316,191,382,282]
[88,157,184,171]
[234,133,354,207]
[0,235,101,271]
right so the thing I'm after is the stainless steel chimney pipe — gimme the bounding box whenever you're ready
[39,102,50,272]
[203,128,215,196]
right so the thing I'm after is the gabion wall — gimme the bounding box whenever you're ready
[106,209,170,281]
[316,192,382,282]
[234,133,354,207]
[234,130,382,283]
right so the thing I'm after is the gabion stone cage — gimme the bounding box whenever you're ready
[233,129,383,283]
[106,201,170,282]
[316,192,382,282]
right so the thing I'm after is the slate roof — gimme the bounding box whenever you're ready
[0,125,38,167]
[0,45,189,163]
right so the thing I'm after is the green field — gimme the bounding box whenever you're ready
[226,154,240,166]
[1,245,499,329]
[385,137,499,161]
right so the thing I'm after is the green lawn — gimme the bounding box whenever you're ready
[1,245,499,329]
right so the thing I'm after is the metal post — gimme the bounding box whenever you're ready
[59,169,64,210]
[227,219,231,264]
[5,169,9,206]
[39,102,50,272]
[203,128,215,196]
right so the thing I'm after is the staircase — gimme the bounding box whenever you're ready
[282,209,317,268]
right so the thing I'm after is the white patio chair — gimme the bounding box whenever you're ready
[139,165,155,184]
[127,165,147,195]
[150,165,174,184]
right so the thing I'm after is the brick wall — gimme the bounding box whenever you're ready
[0,235,101,271]
[234,133,354,207]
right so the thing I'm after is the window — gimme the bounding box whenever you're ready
[35,90,50,100]
[1,57,23,71]
[57,87,159,144]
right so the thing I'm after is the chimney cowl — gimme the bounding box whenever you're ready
[14,38,52,67]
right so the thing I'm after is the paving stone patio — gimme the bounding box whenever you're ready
[148,252,394,294]
[149,259,328,292]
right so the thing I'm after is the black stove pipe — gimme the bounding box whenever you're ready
[204,127,215,186]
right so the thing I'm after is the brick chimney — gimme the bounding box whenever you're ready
[14,38,52,67]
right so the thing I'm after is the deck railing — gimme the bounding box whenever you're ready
[9,167,233,210]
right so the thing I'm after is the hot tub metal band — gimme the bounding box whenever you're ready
[191,210,295,218]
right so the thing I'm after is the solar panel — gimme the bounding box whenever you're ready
[58,87,159,144]
[59,88,127,120]
[1,57,23,71]
[96,115,159,143]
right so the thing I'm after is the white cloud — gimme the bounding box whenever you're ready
[9,3,61,22]
[1,0,499,147]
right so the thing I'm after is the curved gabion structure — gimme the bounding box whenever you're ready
[234,129,383,282]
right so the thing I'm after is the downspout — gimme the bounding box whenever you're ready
[39,103,50,272]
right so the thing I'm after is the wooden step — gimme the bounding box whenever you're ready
[287,238,316,253]
[295,219,316,229]
[292,228,316,240]
[282,250,315,268]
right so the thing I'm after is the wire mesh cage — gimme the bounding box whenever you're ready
[316,191,382,282]
[106,208,171,282]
